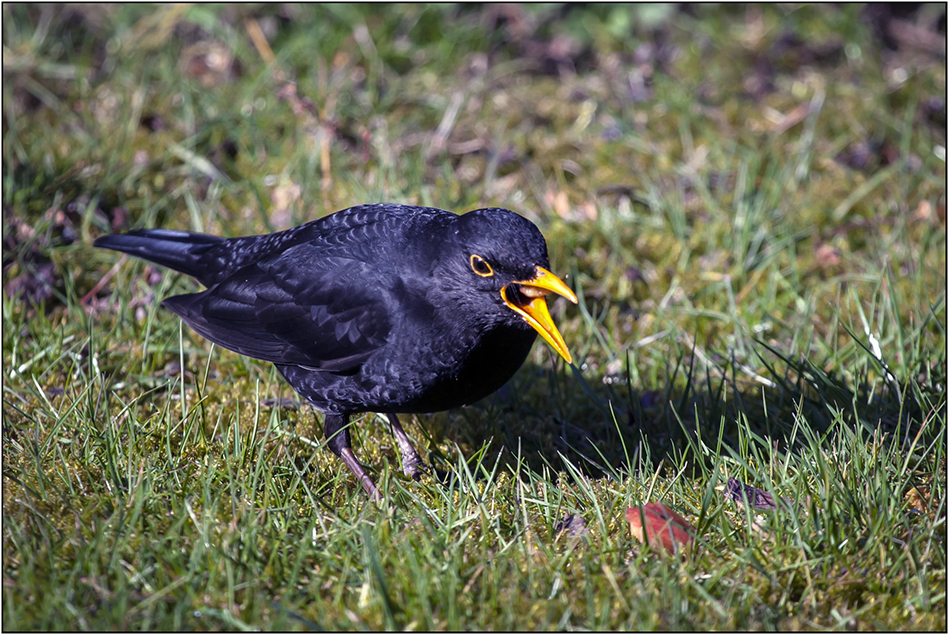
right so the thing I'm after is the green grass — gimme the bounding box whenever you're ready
[3,3,945,630]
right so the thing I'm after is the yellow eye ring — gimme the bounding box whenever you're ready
[470,254,494,277]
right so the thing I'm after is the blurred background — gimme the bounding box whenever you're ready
[4,3,945,230]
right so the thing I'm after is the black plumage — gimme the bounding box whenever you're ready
[94,204,576,499]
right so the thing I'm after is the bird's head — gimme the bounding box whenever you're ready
[438,208,578,364]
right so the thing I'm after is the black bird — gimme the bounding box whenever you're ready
[94,204,577,499]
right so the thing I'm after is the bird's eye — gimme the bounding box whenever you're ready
[470,254,494,277]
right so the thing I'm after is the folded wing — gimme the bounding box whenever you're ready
[163,248,391,374]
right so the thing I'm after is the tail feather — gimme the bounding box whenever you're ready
[93,229,225,283]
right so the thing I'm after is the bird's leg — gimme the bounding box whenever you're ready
[386,413,426,480]
[324,413,381,501]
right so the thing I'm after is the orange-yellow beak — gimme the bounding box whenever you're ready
[501,266,578,364]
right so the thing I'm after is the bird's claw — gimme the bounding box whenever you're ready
[401,455,429,481]
[386,413,429,481]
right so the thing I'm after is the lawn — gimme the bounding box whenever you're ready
[2,4,946,630]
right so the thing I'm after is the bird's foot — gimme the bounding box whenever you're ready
[338,447,382,502]
[400,451,429,481]
[386,413,429,481]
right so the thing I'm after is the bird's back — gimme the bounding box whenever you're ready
[94,204,455,286]
[94,204,460,377]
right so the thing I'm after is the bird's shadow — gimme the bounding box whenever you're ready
[412,341,941,486]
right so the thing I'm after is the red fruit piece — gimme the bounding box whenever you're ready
[626,502,695,555]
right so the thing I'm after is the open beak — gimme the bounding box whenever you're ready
[501,266,578,364]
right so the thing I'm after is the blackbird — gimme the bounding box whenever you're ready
[94,204,577,499]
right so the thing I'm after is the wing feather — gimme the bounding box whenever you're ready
[162,248,391,374]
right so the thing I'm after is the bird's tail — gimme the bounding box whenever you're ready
[93,229,225,284]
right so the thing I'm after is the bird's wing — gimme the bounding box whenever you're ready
[162,249,391,374]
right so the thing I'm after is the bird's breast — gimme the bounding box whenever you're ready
[388,323,538,413]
